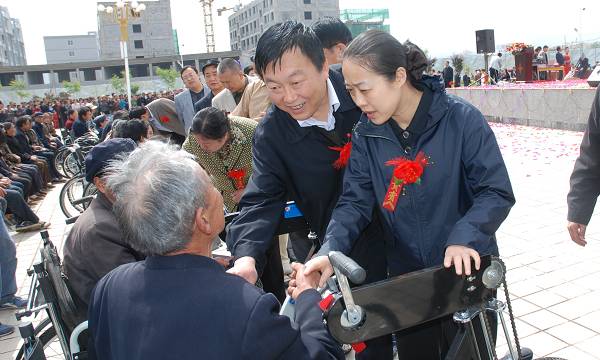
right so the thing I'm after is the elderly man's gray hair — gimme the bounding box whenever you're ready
[105,140,209,255]
[217,58,242,74]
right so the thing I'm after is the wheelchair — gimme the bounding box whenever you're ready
[14,230,88,360]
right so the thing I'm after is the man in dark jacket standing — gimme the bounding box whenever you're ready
[567,86,600,246]
[442,60,454,87]
[226,21,389,359]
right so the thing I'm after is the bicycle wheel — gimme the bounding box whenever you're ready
[14,316,57,360]
[59,176,89,218]
[62,152,82,179]
[53,147,70,178]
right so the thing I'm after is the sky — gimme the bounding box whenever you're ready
[0,0,599,65]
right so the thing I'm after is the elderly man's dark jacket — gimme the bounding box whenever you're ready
[227,68,387,279]
[62,192,144,317]
[88,254,344,360]
[568,86,600,224]
[6,129,33,161]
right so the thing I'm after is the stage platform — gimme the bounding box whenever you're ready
[447,81,597,131]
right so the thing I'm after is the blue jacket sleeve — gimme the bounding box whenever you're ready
[241,290,344,359]
[446,107,515,249]
[319,126,376,256]
[226,121,288,271]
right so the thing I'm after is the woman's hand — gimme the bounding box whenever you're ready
[443,245,480,276]
[303,256,334,288]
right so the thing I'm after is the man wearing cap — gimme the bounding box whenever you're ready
[194,60,225,113]
[72,106,94,139]
[62,138,144,317]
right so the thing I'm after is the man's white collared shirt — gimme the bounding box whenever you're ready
[297,79,340,131]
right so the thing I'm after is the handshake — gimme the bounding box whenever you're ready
[225,255,334,300]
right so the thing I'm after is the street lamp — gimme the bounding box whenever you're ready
[98,1,146,109]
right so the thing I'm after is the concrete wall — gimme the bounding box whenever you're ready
[447,88,597,131]
[98,0,174,60]
[44,35,100,64]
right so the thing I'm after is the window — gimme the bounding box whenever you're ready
[303,0,311,3]
[134,40,143,49]
[270,13,274,21]
[68,51,74,56]
[67,40,73,46]
[132,24,142,33]
[136,55,144,58]
[304,11,312,20]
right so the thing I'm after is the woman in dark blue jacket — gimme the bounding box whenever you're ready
[301,30,515,358]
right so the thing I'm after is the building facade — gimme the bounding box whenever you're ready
[228,0,339,53]
[44,32,100,64]
[0,6,26,66]
[97,0,175,60]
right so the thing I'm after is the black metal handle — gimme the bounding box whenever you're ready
[71,195,95,206]
[328,251,366,285]
[65,216,79,225]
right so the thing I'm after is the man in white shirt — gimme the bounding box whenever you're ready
[489,53,503,84]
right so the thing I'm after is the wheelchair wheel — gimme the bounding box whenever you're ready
[59,176,90,218]
[14,316,57,360]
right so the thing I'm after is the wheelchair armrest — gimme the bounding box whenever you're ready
[69,320,88,356]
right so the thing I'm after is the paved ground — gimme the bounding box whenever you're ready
[1,122,600,359]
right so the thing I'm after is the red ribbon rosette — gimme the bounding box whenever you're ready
[328,133,352,169]
[227,168,246,190]
[382,151,429,212]
[160,115,170,123]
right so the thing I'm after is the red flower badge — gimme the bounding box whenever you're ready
[160,115,170,123]
[227,168,247,190]
[329,133,352,169]
[382,151,430,212]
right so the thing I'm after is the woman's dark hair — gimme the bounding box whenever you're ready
[68,109,76,117]
[112,110,129,121]
[190,107,231,140]
[3,122,14,131]
[343,30,428,88]
[254,21,325,78]
[114,119,149,143]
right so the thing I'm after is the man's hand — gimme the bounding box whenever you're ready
[567,221,587,246]
[443,245,481,276]
[303,255,334,288]
[30,155,38,161]
[0,178,11,188]
[231,189,244,204]
[226,256,258,284]
[0,187,6,197]
[287,263,320,300]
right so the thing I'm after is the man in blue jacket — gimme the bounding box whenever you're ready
[88,141,343,360]
[225,21,389,359]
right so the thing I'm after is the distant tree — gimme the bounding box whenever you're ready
[62,80,81,97]
[156,67,179,90]
[450,54,464,75]
[111,74,125,94]
[130,83,140,95]
[9,79,30,101]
